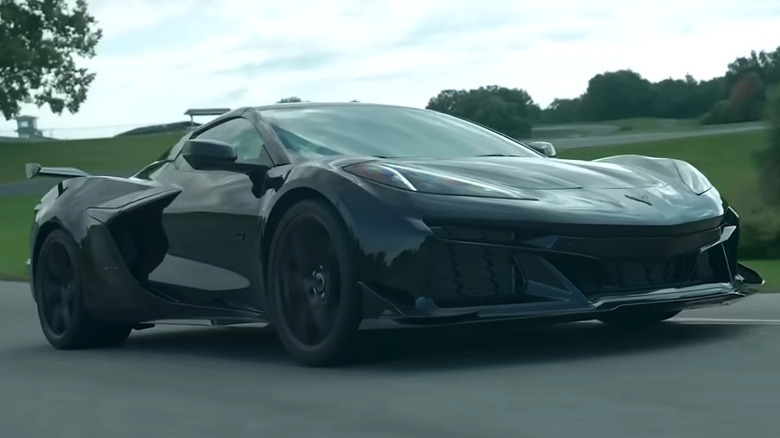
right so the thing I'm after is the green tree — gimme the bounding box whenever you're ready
[701,46,780,125]
[649,75,722,119]
[702,72,766,124]
[571,71,726,122]
[277,96,303,103]
[540,97,583,123]
[426,85,537,138]
[725,46,780,91]
[580,70,654,121]
[0,0,102,120]
[759,84,780,205]
[690,76,728,115]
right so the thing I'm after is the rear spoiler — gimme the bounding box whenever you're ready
[25,163,90,180]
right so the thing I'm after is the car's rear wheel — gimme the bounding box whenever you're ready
[266,199,362,367]
[34,229,133,349]
[597,309,680,328]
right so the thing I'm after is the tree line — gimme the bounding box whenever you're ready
[543,47,780,126]
[424,45,780,138]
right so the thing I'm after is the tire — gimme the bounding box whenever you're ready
[597,309,681,328]
[266,199,362,367]
[34,229,133,349]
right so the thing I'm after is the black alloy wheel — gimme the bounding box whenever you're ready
[35,229,132,349]
[267,199,362,366]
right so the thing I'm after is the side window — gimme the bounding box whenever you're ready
[159,132,192,161]
[195,118,273,165]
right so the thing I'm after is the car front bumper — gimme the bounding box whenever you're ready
[361,262,762,325]
[356,201,763,326]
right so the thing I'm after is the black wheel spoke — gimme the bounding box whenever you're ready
[309,306,334,333]
[38,242,76,338]
[288,232,308,266]
[45,250,62,282]
[55,247,70,277]
[274,214,342,348]
[300,307,318,344]
[50,305,66,333]
[61,284,73,304]
[285,302,310,343]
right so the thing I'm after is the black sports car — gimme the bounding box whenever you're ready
[25,102,764,366]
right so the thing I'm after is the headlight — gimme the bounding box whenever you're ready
[672,160,712,195]
[343,161,538,200]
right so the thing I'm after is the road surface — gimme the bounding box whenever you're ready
[2,280,779,438]
[543,122,766,149]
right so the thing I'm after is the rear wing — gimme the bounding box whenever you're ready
[25,163,90,180]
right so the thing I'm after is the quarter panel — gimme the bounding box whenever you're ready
[28,176,197,318]
[31,176,170,264]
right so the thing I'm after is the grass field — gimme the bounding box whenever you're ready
[741,260,780,291]
[0,195,37,281]
[0,132,183,185]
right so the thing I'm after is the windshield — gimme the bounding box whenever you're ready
[258,105,541,160]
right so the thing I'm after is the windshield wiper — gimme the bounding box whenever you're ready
[473,153,524,157]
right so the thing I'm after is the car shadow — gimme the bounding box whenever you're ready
[351,320,752,370]
[119,319,755,370]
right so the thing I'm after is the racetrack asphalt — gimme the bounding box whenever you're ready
[2,280,780,438]
[545,122,766,149]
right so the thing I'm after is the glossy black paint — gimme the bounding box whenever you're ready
[27,103,763,329]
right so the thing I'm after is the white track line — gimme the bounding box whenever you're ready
[149,318,780,327]
[673,317,780,325]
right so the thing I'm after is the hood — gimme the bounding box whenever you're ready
[380,156,668,191]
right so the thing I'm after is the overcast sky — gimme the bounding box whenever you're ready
[1,0,779,139]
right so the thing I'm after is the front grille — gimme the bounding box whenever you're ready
[422,221,736,305]
[549,253,699,299]
[602,257,697,288]
[548,245,732,300]
[425,240,541,308]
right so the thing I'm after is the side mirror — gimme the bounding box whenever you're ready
[181,139,237,170]
[527,141,557,158]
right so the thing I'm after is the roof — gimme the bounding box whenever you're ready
[194,102,428,133]
[253,101,420,111]
[183,108,231,116]
[14,115,37,120]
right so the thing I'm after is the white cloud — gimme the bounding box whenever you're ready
[89,0,190,40]
[1,0,779,139]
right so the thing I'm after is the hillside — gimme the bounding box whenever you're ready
[0,131,184,184]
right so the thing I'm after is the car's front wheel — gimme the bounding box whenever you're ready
[34,229,133,349]
[597,309,680,328]
[266,199,362,367]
